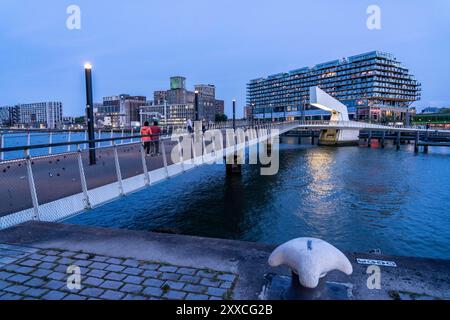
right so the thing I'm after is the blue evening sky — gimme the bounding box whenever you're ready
[1,0,449,117]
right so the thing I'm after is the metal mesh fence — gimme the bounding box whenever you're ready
[0,159,33,217]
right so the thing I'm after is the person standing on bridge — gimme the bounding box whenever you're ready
[150,120,161,156]
[141,121,152,156]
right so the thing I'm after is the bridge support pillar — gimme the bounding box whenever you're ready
[396,132,401,151]
[226,153,242,176]
[424,145,429,154]
[381,131,386,149]
[367,130,372,148]
[311,130,315,145]
[318,129,359,146]
[414,131,419,153]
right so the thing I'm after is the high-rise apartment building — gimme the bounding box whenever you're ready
[247,51,421,123]
[0,102,63,128]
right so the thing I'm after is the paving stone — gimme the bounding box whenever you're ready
[180,275,201,284]
[100,290,125,300]
[91,255,109,262]
[123,294,147,300]
[104,272,126,281]
[184,284,208,294]
[4,285,29,294]
[80,287,104,298]
[90,262,109,270]
[0,257,18,264]
[200,278,221,287]
[160,273,181,281]
[83,276,104,287]
[58,257,75,265]
[63,294,87,300]
[186,293,209,300]
[164,281,185,290]
[44,280,66,290]
[0,280,10,290]
[142,270,161,278]
[143,278,164,288]
[73,260,92,267]
[23,287,48,298]
[123,259,140,268]
[143,286,163,297]
[197,270,217,279]
[24,277,47,287]
[163,290,186,300]
[159,266,178,273]
[123,275,145,284]
[87,269,107,278]
[0,293,24,300]
[41,256,60,263]
[220,282,233,289]
[59,251,78,258]
[73,253,90,260]
[217,274,236,282]
[207,287,227,297]
[121,284,144,294]
[42,250,60,256]
[177,267,197,275]
[16,266,35,275]
[100,280,123,290]
[8,274,32,284]
[141,263,160,270]
[19,259,41,267]
[38,262,57,270]
[105,258,123,265]
[54,264,70,273]
[30,269,52,278]
[105,264,125,272]
[123,267,143,276]
[209,296,223,300]
[48,272,66,281]
[0,271,14,280]
[42,291,67,300]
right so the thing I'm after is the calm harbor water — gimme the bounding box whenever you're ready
[66,137,450,260]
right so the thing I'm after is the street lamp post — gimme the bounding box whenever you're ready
[232,100,236,130]
[194,90,199,121]
[84,63,96,165]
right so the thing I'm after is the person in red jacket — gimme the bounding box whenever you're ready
[150,120,161,156]
[140,121,152,156]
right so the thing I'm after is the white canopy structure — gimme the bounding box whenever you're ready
[309,86,349,122]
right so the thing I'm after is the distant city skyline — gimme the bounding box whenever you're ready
[1,0,450,117]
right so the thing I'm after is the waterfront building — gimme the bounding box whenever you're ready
[97,95,146,128]
[0,102,63,128]
[152,77,225,122]
[412,110,450,129]
[140,102,195,126]
[247,51,421,123]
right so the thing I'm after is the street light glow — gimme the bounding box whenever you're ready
[84,62,92,69]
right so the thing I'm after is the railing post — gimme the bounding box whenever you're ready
[0,133,4,161]
[48,132,53,155]
[77,146,91,209]
[67,131,72,152]
[25,155,40,221]
[84,130,88,150]
[26,131,31,157]
[161,140,170,178]
[178,137,185,172]
[121,129,125,144]
[97,130,102,148]
[110,129,114,146]
[113,142,124,196]
[130,128,134,143]
[140,143,150,186]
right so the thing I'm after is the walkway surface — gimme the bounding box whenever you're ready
[0,221,449,300]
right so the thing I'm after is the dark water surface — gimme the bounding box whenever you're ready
[66,138,450,260]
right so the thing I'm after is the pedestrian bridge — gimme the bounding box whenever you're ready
[1,118,450,230]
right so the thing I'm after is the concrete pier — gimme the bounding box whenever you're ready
[0,222,449,300]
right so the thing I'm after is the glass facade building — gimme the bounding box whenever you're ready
[247,51,421,123]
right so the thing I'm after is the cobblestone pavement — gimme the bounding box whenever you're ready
[0,243,237,300]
